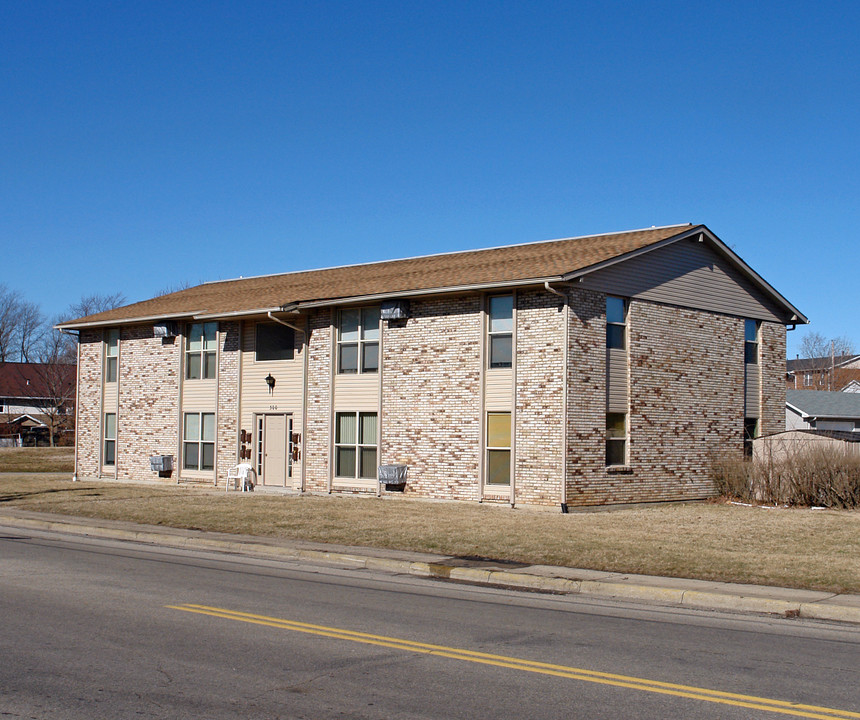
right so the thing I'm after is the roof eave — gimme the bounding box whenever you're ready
[280,276,566,312]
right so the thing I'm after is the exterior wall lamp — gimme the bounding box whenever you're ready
[265,374,276,394]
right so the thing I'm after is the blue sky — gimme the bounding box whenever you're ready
[2,1,857,358]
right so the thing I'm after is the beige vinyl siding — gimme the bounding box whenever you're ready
[485,368,513,410]
[579,238,784,322]
[606,348,628,413]
[333,373,379,411]
[745,363,761,418]
[239,323,305,430]
[102,382,118,410]
[181,379,217,410]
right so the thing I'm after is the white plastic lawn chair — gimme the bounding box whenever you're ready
[226,463,256,492]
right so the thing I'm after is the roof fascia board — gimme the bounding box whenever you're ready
[562,225,809,325]
[281,276,566,312]
[192,307,286,321]
[56,311,201,331]
[785,402,807,418]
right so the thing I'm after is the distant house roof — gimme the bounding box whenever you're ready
[786,389,860,420]
[786,355,860,373]
[57,223,808,330]
[0,362,76,400]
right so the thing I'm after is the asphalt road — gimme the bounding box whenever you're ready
[1,524,859,720]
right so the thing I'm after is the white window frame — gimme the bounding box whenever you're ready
[334,411,378,480]
[186,322,218,380]
[105,329,119,383]
[183,412,216,472]
[487,295,513,369]
[103,412,116,467]
[337,307,380,374]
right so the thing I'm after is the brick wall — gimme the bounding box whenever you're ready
[514,289,564,506]
[116,325,180,481]
[381,295,482,501]
[760,321,787,436]
[216,322,240,483]
[564,287,608,504]
[304,309,333,492]
[76,330,103,479]
[565,296,748,506]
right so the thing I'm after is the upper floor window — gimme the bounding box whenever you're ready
[105,329,119,382]
[744,320,759,365]
[186,322,217,379]
[255,322,295,362]
[606,296,627,350]
[804,372,813,386]
[488,295,513,368]
[338,307,380,374]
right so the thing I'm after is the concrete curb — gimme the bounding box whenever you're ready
[3,509,859,626]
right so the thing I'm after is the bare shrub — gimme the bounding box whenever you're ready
[710,446,860,508]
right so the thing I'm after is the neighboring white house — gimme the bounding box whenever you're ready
[785,389,860,432]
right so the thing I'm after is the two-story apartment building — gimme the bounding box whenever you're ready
[58,224,806,508]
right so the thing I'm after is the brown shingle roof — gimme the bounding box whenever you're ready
[60,224,696,327]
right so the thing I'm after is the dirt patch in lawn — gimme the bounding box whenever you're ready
[1,474,858,594]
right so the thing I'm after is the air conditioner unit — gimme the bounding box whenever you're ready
[380,300,410,320]
[153,322,178,338]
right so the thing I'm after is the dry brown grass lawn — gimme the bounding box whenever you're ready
[2,474,858,594]
[0,448,75,473]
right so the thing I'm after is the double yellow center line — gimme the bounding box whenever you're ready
[167,603,858,719]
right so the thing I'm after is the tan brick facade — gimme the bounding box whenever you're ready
[381,295,482,501]
[74,288,788,507]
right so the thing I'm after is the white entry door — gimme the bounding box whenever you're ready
[260,414,289,486]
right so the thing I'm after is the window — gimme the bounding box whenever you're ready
[186,322,217,379]
[255,322,295,362]
[743,417,758,458]
[804,373,813,386]
[744,319,759,364]
[183,412,215,471]
[606,296,627,350]
[103,413,116,466]
[488,295,513,368]
[105,329,119,383]
[486,412,511,485]
[606,413,627,466]
[335,412,377,479]
[338,308,380,374]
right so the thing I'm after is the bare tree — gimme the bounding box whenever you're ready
[0,284,24,362]
[154,280,193,297]
[68,292,127,320]
[16,300,45,362]
[798,331,858,390]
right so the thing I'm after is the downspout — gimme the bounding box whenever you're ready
[269,311,308,492]
[267,311,304,334]
[545,282,569,513]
